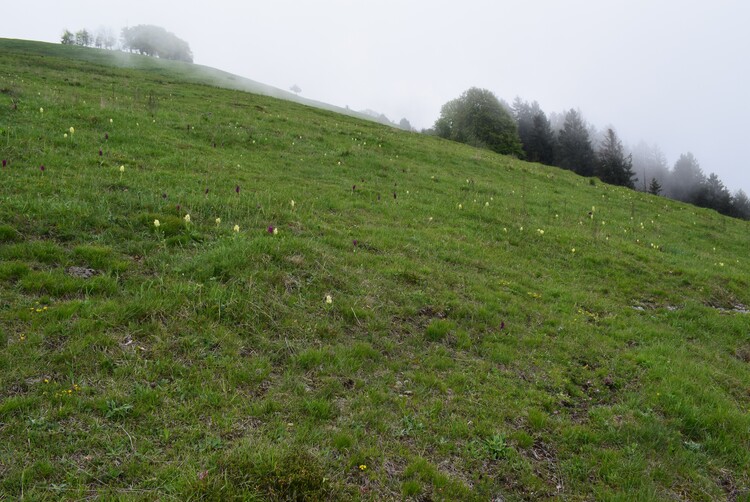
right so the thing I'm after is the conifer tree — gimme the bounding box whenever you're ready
[597,128,636,188]
[557,109,596,176]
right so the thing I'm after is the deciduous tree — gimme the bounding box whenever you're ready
[434,87,522,157]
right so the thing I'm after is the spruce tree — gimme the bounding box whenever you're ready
[597,128,636,188]
[557,109,596,176]
[648,177,662,196]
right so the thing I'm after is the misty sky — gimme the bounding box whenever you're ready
[5,0,749,193]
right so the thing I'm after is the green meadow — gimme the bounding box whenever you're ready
[1,39,748,500]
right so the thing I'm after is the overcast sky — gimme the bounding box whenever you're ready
[5,0,749,192]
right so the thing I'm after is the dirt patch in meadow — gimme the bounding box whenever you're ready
[66,266,98,279]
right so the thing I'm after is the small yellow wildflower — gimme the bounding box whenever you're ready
[233,224,240,232]
[154,219,161,228]
[110,118,113,123]
[64,133,68,138]
[119,165,125,173]
[571,248,576,253]
[40,107,44,113]
[184,214,191,223]
[290,199,295,208]
[69,127,75,134]
[458,204,462,210]
[359,465,367,471]
[215,217,221,225]
[325,294,333,304]
[273,227,278,235]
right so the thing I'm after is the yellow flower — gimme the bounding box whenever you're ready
[325,294,333,304]
[571,248,576,253]
[273,227,278,235]
[110,118,113,123]
[64,133,68,138]
[184,214,191,223]
[69,127,75,134]
[233,224,240,232]
[119,165,125,173]
[215,217,221,225]
[39,107,44,113]
[359,465,367,471]
[290,200,295,208]
[458,204,462,210]
[153,219,160,227]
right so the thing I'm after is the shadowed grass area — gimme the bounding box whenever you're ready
[1,38,749,500]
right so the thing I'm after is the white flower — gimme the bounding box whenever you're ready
[215,217,221,225]
[153,219,160,228]
[184,214,191,223]
[233,224,240,232]
[119,165,125,173]
[325,294,333,304]
[69,127,75,134]
[273,227,278,235]
[39,107,44,113]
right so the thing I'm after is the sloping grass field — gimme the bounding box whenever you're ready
[1,39,749,500]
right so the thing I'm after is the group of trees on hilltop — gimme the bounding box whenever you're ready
[61,25,192,63]
[428,88,749,220]
[61,28,116,49]
[121,25,193,62]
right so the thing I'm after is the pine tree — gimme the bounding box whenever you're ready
[557,109,596,176]
[527,112,556,164]
[648,177,662,196]
[597,128,636,188]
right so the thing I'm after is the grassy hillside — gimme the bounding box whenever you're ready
[0,38,393,126]
[1,39,749,500]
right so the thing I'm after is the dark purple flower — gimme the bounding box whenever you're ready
[99,149,103,156]
[235,185,240,194]
[377,194,381,201]
[2,159,6,168]
[393,192,397,199]
[204,188,209,195]
[500,321,505,330]
[162,193,168,199]
[353,239,358,247]
[267,225,274,234]
[40,165,45,172]
[352,185,356,191]
[176,204,181,213]
[104,133,109,140]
